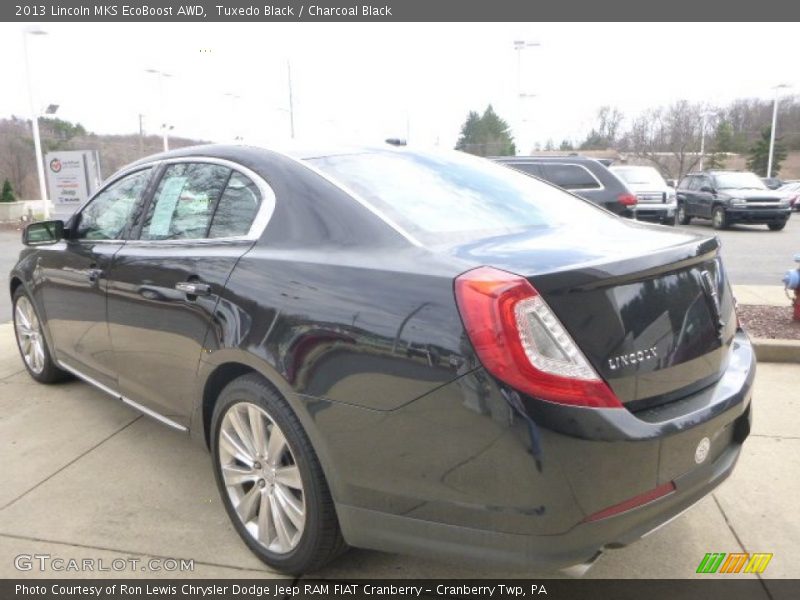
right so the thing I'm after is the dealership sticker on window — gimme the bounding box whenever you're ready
[150,176,188,236]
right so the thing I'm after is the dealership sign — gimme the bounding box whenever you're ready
[44,150,102,217]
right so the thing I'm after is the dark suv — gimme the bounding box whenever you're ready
[677,171,792,231]
[493,156,637,216]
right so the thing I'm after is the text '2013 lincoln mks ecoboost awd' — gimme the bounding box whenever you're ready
[10,145,754,574]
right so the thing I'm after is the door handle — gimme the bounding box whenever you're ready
[175,281,211,297]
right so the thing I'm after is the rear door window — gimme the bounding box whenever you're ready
[538,163,601,190]
[140,163,231,240]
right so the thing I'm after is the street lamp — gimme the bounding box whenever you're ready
[513,40,541,155]
[767,83,791,178]
[513,40,540,96]
[23,26,50,218]
[223,93,242,142]
[698,111,716,171]
[145,68,173,151]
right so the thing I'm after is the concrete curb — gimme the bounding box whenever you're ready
[752,337,800,363]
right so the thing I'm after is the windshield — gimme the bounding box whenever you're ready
[713,172,767,190]
[309,149,620,244]
[612,166,665,186]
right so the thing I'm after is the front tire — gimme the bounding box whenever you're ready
[768,222,786,231]
[12,287,70,384]
[712,206,728,230]
[211,374,346,574]
[677,203,691,225]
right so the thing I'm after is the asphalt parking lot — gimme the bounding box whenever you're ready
[0,320,797,585]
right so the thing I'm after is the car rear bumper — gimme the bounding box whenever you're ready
[336,429,746,570]
[726,208,791,224]
[630,202,677,221]
[325,332,755,571]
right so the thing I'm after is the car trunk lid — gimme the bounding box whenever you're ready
[447,221,736,407]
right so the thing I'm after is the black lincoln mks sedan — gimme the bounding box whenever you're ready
[10,144,754,574]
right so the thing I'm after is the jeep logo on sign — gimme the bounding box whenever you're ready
[607,347,658,371]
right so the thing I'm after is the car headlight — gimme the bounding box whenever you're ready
[779,199,790,208]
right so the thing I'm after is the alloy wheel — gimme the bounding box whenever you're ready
[218,402,306,554]
[14,296,45,374]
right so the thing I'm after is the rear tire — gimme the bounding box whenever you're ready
[712,206,728,230]
[768,222,786,231]
[211,373,346,574]
[677,203,691,225]
[12,287,70,384]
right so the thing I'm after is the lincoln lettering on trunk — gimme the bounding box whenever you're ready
[607,347,658,370]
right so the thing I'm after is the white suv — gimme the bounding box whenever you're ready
[610,165,677,225]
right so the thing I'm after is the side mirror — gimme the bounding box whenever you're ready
[23,220,64,246]
[700,185,715,194]
[666,179,675,188]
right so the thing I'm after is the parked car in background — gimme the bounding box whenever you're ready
[776,181,800,211]
[761,177,784,190]
[493,155,637,217]
[610,165,677,225]
[11,145,753,575]
[676,171,792,230]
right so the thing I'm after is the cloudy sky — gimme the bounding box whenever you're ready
[0,22,797,152]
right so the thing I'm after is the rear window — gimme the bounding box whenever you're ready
[309,150,618,244]
[538,163,601,190]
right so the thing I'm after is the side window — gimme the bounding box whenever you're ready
[686,176,700,191]
[539,163,601,190]
[209,172,262,238]
[140,163,230,240]
[678,177,691,190]
[698,176,713,191]
[507,163,542,178]
[76,169,152,240]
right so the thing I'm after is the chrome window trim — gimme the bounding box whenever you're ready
[56,361,187,432]
[278,153,424,247]
[73,157,276,245]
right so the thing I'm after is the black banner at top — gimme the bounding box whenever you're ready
[3,0,800,22]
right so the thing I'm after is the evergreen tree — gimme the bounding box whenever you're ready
[455,105,516,156]
[1,179,15,203]
[746,126,787,177]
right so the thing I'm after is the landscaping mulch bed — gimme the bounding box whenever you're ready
[738,304,800,340]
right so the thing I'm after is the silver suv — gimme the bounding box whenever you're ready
[611,165,677,225]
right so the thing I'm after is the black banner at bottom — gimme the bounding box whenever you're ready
[3,579,799,600]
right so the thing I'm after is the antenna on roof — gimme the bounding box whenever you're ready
[385,138,407,147]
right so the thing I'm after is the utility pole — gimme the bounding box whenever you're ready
[138,114,145,155]
[287,60,295,139]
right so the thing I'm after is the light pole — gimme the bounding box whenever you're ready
[287,60,295,139]
[698,111,716,171]
[224,93,242,142]
[513,40,540,155]
[145,68,173,151]
[23,26,50,218]
[767,83,791,178]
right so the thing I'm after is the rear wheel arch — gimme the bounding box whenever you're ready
[9,276,23,299]
[199,357,344,502]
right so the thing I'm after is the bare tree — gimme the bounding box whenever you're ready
[627,101,705,179]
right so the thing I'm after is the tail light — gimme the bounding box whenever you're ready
[582,481,676,522]
[454,266,623,409]
[618,193,638,206]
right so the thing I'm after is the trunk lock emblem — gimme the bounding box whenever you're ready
[695,437,711,464]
